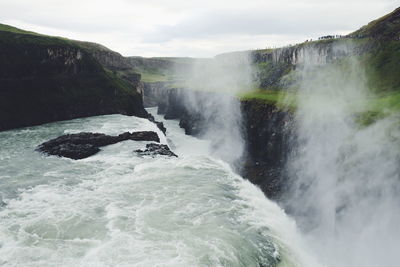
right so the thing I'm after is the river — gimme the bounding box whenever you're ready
[0,108,320,267]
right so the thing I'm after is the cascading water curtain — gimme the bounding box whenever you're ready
[285,43,400,267]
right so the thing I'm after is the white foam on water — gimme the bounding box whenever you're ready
[0,110,321,267]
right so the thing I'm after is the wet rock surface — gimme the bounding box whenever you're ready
[241,100,294,200]
[178,112,205,136]
[0,196,6,207]
[147,114,167,134]
[135,143,178,157]
[37,131,160,159]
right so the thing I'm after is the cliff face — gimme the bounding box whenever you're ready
[143,82,172,108]
[145,85,207,135]
[251,39,372,90]
[0,25,147,131]
[241,100,293,199]
[87,48,132,71]
[252,36,400,95]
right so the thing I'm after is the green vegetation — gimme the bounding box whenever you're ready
[238,89,296,110]
[0,28,72,47]
[239,89,283,103]
[0,24,39,35]
[357,91,400,125]
[126,56,188,83]
[371,92,400,111]
[352,39,400,125]
[361,41,400,93]
[255,61,293,89]
[141,72,170,83]
[0,23,85,47]
[0,23,121,58]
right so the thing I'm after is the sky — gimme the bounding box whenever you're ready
[1,0,398,57]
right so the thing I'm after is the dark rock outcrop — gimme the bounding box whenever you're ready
[135,143,178,157]
[147,113,167,134]
[0,196,6,207]
[80,42,132,71]
[37,131,160,159]
[163,89,187,120]
[178,112,205,136]
[241,100,294,200]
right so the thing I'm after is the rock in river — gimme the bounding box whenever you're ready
[37,131,160,160]
[135,143,178,157]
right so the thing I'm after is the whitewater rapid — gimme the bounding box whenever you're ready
[0,108,320,267]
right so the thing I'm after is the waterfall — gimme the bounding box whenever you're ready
[285,43,400,267]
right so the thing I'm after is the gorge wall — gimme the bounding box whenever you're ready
[0,25,147,131]
[143,84,293,200]
[240,100,293,200]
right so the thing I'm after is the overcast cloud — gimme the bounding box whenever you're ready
[0,0,398,57]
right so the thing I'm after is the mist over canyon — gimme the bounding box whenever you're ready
[1,5,400,267]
